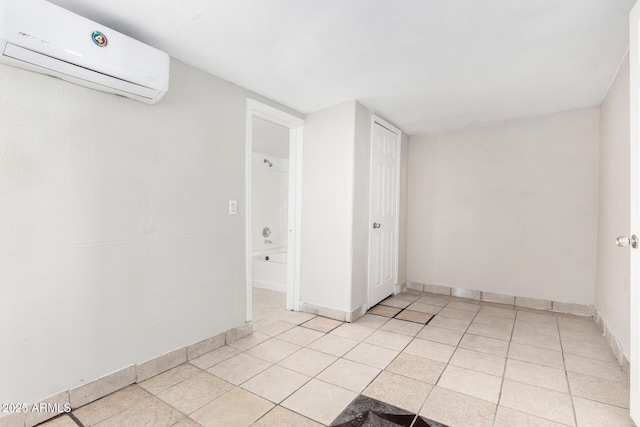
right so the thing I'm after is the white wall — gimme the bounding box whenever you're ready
[408,108,600,304]
[350,102,372,312]
[596,53,630,357]
[0,59,300,406]
[300,101,356,312]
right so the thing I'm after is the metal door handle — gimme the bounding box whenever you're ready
[373,222,381,229]
[616,235,638,248]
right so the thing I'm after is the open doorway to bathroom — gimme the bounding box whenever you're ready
[245,99,303,322]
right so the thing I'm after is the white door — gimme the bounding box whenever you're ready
[368,119,401,307]
[629,3,640,423]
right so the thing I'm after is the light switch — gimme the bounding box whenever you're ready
[228,200,237,215]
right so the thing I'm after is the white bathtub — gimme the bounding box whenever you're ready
[252,250,287,292]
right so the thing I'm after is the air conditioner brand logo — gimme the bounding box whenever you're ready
[91,31,108,47]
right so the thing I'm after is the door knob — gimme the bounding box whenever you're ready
[616,235,638,248]
[372,222,381,229]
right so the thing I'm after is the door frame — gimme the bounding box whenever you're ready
[245,99,304,321]
[367,115,402,309]
[629,3,639,422]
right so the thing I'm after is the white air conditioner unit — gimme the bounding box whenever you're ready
[0,0,170,104]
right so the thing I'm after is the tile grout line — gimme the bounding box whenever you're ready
[557,316,579,427]
[491,307,517,427]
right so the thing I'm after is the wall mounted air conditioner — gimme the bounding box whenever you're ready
[0,0,170,104]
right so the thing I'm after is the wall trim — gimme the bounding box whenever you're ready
[3,322,253,427]
[594,307,631,374]
[407,281,593,316]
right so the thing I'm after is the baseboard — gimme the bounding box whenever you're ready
[406,281,593,316]
[2,322,253,427]
[593,307,631,374]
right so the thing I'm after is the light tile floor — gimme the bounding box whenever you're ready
[40,288,635,427]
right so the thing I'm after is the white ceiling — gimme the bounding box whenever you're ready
[49,0,636,135]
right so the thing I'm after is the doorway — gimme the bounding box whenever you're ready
[245,99,304,321]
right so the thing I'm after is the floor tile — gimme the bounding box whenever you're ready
[416,296,449,307]
[38,416,78,427]
[511,329,562,351]
[572,396,635,426]
[567,371,630,408]
[406,302,443,315]
[245,338,301,363]
[276,326,324,346]
[472,312,515,327]
[416,325,464,346]
[343,342,400,369]
[156,371,234,414]
[437,365,502,403]
[458,333,508,357]
[368,305,402,317]
[428,316,471,332]
[364,329,413,351]
[516,311,557,324]
[227,332,270,351]
[395,310,433,324]
[420,386,496,427]
[253,319,296,337]
[561,339,617,363]
[449,347,505,377]
[499,379,575,426]
[93,396,183,427]
[504,359,568,393]
[478,306,516,319]
[363,371,433,413]
[307,334,360,357]
[380,318,424,336]
[403,338,456,363]
[278,347,338,377]
[171,418,203,427]
[446,301,480,312]
[190,387,274,427]
[494,406,568,427]
[380,296,412,308]
[301,316,344,333]
[466,321,513,341]
[385,353,445,384]
[437,307,476,321]
[189,346,240,370]
[139,363,202,395]
[275,310,317,325]
[352,314,390,329]
[508,342,564,369]
[207,353,272,385]
[564,353,628,382]
[252,406,323,427]
[281,379,357,425]
[330,323,376,341]
[316,358,380,393]
[73,384,151,426]
[240,365,310,403]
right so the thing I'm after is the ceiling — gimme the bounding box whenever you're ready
[49,0,636,135]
